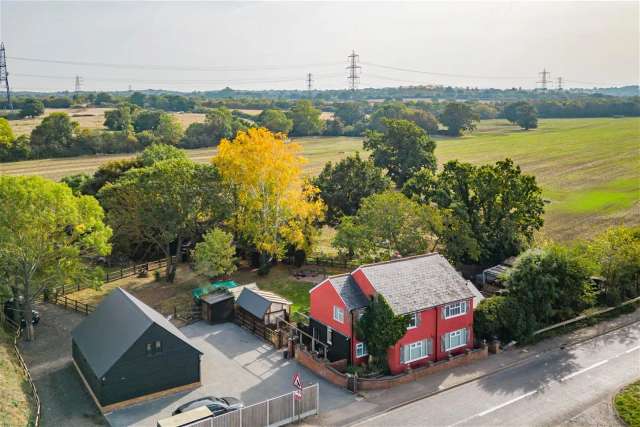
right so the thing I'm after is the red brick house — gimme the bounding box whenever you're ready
[308,253,479,375]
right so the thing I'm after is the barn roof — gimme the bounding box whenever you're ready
[236,287,291,318]
[71,288,201,378]
[358,253,475,315]
[328,274,369,311]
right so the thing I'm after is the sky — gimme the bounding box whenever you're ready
[1,1,638,92]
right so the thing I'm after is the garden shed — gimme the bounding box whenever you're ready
[236,288,292,326]
[200,291,235,323]
[71,288,202,413]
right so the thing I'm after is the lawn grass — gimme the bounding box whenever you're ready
[615,380,640,427]
[0,327,35,427]
[66,262,349,316]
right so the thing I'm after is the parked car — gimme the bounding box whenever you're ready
[172,396,243,417]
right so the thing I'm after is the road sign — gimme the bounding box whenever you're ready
[292,372,303,390]
[293,389,303,401]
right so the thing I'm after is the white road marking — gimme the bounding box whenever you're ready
[447,391,539,427]
[560,359,609,382]
[624,345,640,354]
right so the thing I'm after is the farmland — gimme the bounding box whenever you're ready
[1,117,638,242]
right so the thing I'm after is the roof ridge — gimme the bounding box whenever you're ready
[117,288,155,324]
[326,272,352,280]
[358,252,440,269]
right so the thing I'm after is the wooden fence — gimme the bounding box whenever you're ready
[51,294,96,316]
[235,308,285,348]
[105,257,176,283]
[174,383,319,427]
[1,317,41,427]
[303,256,358,270]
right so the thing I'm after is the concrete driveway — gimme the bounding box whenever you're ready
[106,321,356,427]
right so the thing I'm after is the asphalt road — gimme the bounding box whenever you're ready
[358,321,640,427]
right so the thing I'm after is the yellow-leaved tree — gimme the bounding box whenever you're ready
[213,128,325,268]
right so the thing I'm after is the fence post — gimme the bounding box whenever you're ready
[267,396,270,426]
[85,304,88,315]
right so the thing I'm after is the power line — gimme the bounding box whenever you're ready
[347,50,361,91]
[7,56,344,72]
[306,72,313,92]
[538,68,551,90]
[0,43,12,109]
[362,61,530,80]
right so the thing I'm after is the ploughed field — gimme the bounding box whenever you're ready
[1,117,638,242]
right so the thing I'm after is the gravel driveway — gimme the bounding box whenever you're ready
[18,303,106,427]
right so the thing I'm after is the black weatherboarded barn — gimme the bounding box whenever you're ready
[71,288,202,412]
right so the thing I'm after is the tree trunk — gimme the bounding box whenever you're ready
[166,243,174,282]
[23,276,34,341]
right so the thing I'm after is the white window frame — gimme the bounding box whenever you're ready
[407,312,418,329]
[444,328,467,351]
[326,326,333,345]
[333,306,345,323]
[355,342,368,358]
[444,301,468,319]
[401,339,430,364]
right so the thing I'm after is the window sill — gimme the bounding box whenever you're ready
[403,354,430,364]
[444,343,467,352]
[443,312,467,320]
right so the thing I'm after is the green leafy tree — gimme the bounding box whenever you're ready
[364,119,436,187]
[583,226,640,305]
[99,158,229,281]
[0,117,14,147]
[288,100,325,136]
[504,101,538,130]
[506,246,595,334]
[95,92,114,105]
[439,102,479,136]
[137,143,187,167]
[257,109,293,134]
[334,191,442,261]
[313,153,391,224]
[369,102,437,134]
[30,112,79,157]
[0,176,112,340]
[407,109,439,134]
[474,296,529,342]
[0,134,31,161]
[180,107,234,148]
[356,295,410,371]
[432,159,544,265]
[19,98,45,118]
[104,103,137,132]
[129,91,146,107]
[194,228,237,278]
[334,102,366,126]
[133,110,163,132]
[154,113,183,145]
[81,158,142,196]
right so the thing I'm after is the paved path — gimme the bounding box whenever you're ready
[354,321,640,427]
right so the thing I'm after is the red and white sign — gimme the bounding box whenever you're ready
[292,372,303,390]
[293,389,303,401]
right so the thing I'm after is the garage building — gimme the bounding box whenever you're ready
[71,288,202,412]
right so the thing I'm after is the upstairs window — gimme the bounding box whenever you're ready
[333,306,345,323]
[407,312,419,329]
[146,340,163,356]
[444,301,468,319]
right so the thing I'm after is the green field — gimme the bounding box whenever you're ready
[434,118,639,241]
[1,118,638,242]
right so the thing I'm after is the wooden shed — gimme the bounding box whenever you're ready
[200,292,234,324]
[236,288,291,326]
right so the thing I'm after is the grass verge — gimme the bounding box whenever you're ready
[0,326,35,427]
[615,380,640,427]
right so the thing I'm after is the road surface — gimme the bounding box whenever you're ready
[358,321,640,426]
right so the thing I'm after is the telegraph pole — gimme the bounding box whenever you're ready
[537,68,551,90]
[346,50,361,91]
[306,72,313,93]
[556,76,563,91]
[0,42,12,110]
[74,75,83,95]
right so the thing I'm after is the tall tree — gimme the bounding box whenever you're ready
[313,153,391,224]
[288,100,325,136]
[104,104,137,132]
[153,113,183,145]
[0,176,112,340]
[0,117,14,147]
[30,112,79,157]
[213,128,325,266]
[133,110,163,132]
[504,101,538,130]
[364,119,436,187]
[180,107,234,148]
[257,109,294,134]
[439,102,479,136]
[99,158,228,281]
[19,98,45,118]
[334,191,442,261]
[334,102,366,126]
[431,159,544,265]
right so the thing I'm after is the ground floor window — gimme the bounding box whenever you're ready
[444,328,468,351]
[355,342,368,358]
[327,326,332,345]
[400,338,432,364]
